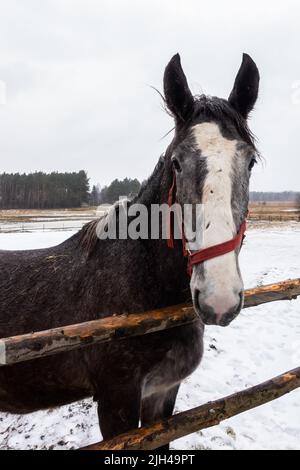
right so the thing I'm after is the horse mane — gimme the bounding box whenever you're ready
[77,218,101,256]
[76,157,167,257]
[132,155,166,205]
[77,157,166,257]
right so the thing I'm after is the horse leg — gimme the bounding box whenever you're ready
[141,384,180,451]
[97,384,141,440]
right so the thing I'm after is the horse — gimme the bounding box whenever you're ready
[0,53,260,449]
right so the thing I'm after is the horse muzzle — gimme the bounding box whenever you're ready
[193,289,244,327]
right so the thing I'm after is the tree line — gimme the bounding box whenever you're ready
[0,171,90,209]
[0,172,141,209]
[0,170,298,209]
[99,178,141,204]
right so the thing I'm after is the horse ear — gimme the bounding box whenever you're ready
[228,53,260,119]
[163,54,194,123]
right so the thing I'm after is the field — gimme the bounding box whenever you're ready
[0,201,298,231]
[0,213,299,450]
[0,207,106,234]
[249,201,299,222]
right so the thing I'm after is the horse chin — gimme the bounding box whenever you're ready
[193,308,238,327]
[216,314,238,327]
[192,296,241,327]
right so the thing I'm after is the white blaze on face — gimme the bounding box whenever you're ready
[192,122,243,316]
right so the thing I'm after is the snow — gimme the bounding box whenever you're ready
[0,221,88,234]
[0,231,75,251]
[0,226,300,450]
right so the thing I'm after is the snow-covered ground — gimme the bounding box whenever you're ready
[0,231,75,250]
[0,226,299,450]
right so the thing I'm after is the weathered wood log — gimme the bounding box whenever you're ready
[81,366,300,450]
[243,278,300,308]
[0,278,299,366]
[0,303,196,366]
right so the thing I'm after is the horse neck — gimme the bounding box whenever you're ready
[134,155,171,207]
[134,155,190,303]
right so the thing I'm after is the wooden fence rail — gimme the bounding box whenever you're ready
[82,366,300,450]
[1,278,300,366]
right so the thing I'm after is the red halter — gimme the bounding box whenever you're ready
[166,173,247,276]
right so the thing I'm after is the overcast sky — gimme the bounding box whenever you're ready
[0,0,299,191]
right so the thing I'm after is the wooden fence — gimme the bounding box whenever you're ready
[82,366,300,450]
[0,278,300,450]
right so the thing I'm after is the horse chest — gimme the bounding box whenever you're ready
[143,322,204,398]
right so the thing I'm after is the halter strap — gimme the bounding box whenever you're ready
[166,174,177,249]
[187,220,246,274]
[166,172,247,276]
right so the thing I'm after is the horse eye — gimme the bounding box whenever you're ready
[172,158,182,173]
[248,158,257,171]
